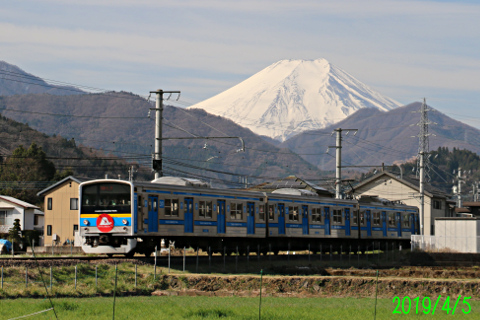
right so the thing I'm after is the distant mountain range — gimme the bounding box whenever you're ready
[281,102,480,169]
[0,90,325,187]
[0,61,84,96]
[1,60,479,190]
[189,59,400,142]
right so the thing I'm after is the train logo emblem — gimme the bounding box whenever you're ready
[97,214,114,232]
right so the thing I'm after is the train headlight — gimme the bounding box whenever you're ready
[83,220,89,226]
[122,219,128,225]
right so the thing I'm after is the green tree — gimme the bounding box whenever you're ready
[8,219,22,244]
[0,143,56,203]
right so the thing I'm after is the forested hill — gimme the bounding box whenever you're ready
[400,147,480,197]
[0,113,146,204]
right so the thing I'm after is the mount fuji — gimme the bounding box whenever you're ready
[189,59,401,142]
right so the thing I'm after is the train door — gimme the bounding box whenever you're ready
[247,202,255,235]
[382,211,387,237]
[217,200,226,234]
[324,207,331,236]
[415,214,419,234]
[148,195,158,232]
[366,210,372,236]
[410,213,415,234]
[345,208,351,236]
[278,204,286,235]
[396,212,402,237]
[302,205,309,235]
[184,198,194,233]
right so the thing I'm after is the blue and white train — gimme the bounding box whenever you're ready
[79,177,419,257]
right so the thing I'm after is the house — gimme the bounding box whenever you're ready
[37,176,88,246]
[350,171,451,235]
[0,195,44,234]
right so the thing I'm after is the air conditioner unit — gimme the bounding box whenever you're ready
[52,234,57,241]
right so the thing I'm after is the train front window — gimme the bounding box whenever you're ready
[81,183,131,214]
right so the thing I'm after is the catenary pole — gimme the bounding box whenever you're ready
[150,89,180,179]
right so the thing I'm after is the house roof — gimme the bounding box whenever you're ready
[351,171,448,199]
[37,176,88,197]
[0,195,39,209]
[246,175,333,196]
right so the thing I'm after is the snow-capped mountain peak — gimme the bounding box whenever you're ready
[188,59,401,141]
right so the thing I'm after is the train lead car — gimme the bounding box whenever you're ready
[79,177,419,257]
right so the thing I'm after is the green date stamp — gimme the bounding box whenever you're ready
[393,295,471,315]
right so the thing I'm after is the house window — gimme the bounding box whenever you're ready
[47,198,52,210]
[47,225,52,236]
[70,198,78,210]
[433,200,442,210]
[34,215,39,225]
[73,224,78,236]
[0,210,6,225]
[165,199,179,217]
[230,203,243,220]
[199,201,213,218]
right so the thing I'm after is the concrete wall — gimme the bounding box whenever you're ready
[434,218,480,253]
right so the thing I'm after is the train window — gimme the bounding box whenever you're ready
[372,212,381,226]
[332,209,342,224]
[312,208,322,222]
[230,203,243,220]
[402,213,410,228]
[359,211,366,225]
[352,210,357,225]
[268,205,275,221]
[165,199,179,217]
[388,213,396,227]
[259,205,265,221]
[199,201,213,218]
[288,206,299,221]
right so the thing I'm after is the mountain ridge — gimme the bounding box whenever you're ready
[189,58,401,141]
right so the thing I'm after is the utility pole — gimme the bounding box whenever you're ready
[419,152,425,236]
[456,168,464,208]
[128,166,137,182]
[329,128,357,199]
[150,89,180,179]
[413,98,434,236]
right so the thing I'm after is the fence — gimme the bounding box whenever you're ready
[411,235,480,253]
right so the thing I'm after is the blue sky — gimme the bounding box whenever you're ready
[1,0,479,127]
